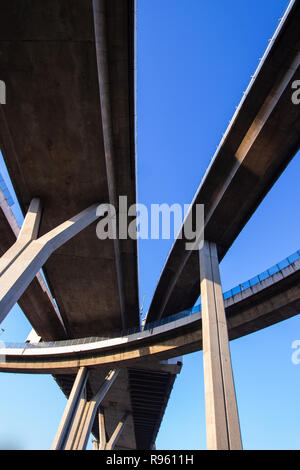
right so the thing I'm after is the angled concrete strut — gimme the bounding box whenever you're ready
[52,368,120,450]
[96,408,130,450]
[0,200,100,323]
[51,367,89,450]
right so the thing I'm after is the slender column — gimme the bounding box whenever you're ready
[106,413,130,451]
[92,438,99,450]
[51,367,89,450]
[98,408,107,450]
[199,241,242,450]
[69,399,90,450]
[64,389,88,450]
[0,203,100,323]
[75,370,120,450]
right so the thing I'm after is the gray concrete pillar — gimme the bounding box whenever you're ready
[98,408,107,450]
[64,388,88,450]
[199,241,242,450]
[72,370,120,450]
[51,367,89,450]
[106,413,130,450]
[92,438,99,450]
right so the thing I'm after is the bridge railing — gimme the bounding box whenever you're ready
[1,305,201,350]
[223,249,300,300]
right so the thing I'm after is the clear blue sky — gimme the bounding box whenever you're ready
[0,0,299,450]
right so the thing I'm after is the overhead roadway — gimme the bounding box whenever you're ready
[0,0,139,338]
[146,0,300,323]
[0,0,176,450]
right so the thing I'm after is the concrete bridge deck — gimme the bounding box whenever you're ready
[0,0,139,338]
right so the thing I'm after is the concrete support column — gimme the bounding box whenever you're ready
[199,241,242,450]
[98,408,107,450]
[51,367,89,450]
[106,413,130,450]
[64,388,88,450]
[70,370,120,450]
[92,438,99,450]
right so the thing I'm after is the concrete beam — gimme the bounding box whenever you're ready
[25,329,41,344]
[92,0,127,330]
[0,203,99,323]
[98,408,107,450]
[106,413,130,450]
[51,367,89,450]
[92,438,99,450]
[65,392,89,450]
[199,241,242,450]
[0,190,67,339]
[75,370,120,450]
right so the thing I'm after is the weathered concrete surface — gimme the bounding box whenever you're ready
[0,0,139,338]
[147,1,300,323]
[0,191,67,340]
[200,242,242,450]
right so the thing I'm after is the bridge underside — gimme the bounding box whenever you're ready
[0,0,139,339]
[53,363,181,450]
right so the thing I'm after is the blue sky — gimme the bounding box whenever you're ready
[0,0,299,450]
